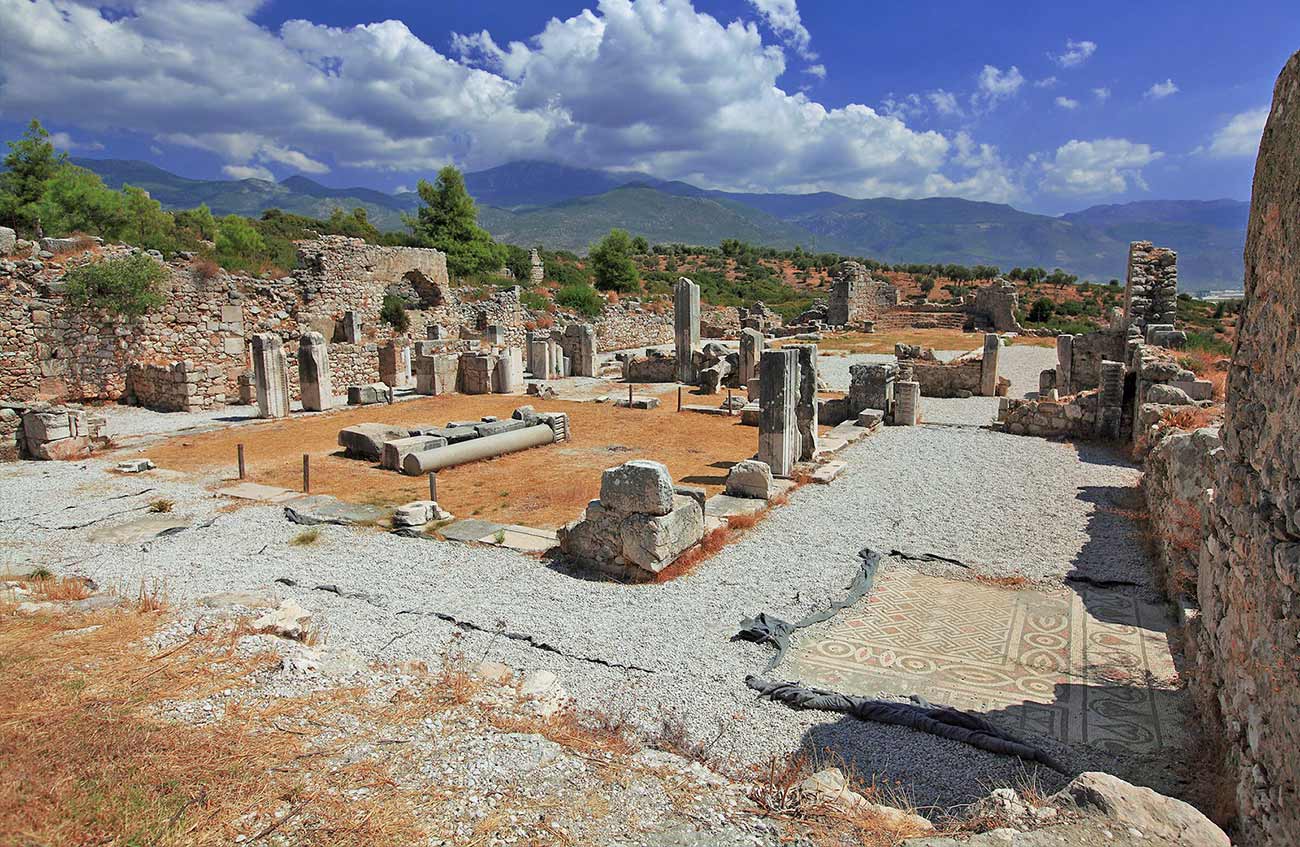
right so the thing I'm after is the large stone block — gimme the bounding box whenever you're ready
[738,327,764,386]
[338,423,410,461]
[979,333,1000,397]
[673,277,700,384]
[758,348,800,477]
[251,333,289,419]
[347,383,393,405]
[558,499,624,563]
[298,331,333,412]
[620,495,704,572]
[599,459,674,516]
[790,344,818,460]
[725,459,774,500]
[381,435,448,471]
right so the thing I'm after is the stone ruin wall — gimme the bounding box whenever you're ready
[1067,328,1127,393]
[969,280,1022,332]
[1167,53,1300,846]
[1124,241,1178,335]
[1131,53,1300,845]
[909,358,984,398]
[589,301,674,352]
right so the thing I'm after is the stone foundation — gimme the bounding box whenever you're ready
[125,361,225,412]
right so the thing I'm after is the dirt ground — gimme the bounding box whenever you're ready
[142,392,760,529]
[779,329,1055,355]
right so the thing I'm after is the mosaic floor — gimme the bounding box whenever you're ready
[784,569,1184,757]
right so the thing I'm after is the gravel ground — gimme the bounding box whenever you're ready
[0,380,1156,811]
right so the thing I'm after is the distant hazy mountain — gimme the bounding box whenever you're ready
[72,157,1247,290]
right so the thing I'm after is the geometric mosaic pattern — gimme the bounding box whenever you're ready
[784,569,1183,756]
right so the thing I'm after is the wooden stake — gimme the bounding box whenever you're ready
[628,382,634,406]
[727,388,734,416]
[428,471,437,503]
[237,443,245,479]
[302,454,310,493]
[677,385,683,412]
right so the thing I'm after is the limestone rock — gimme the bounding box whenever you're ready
[338,423,410,460]
[725,459,774,500]
[1145,383,1194,405]
[599,459,674,516]
[0,226,15,255]
[347,383,394,406]
[1055,772,1229,846]
[381,435,447,471]
[392,500,450,527]
[620,495,704,571]
[800,768,934,833]
[253,599,312,640]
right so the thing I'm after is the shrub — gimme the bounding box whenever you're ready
[380,293,410,333]
[1028,297,1055,322]
[64,254,166,317]
[520,289,550,312]
[555,282,604,317]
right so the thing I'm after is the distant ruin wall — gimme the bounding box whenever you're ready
[1182,51,1300,846]
[910,358,984,398]
[592,302,674,352]
[1068,328,1127,393]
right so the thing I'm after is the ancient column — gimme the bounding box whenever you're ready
[529,248,545,284]
[251,333,289,419]
[758,349,800,477]
[674,277,700,384]
[739,327,764,386]
[413,341,437,395]
[1056,334,1074,395]
[563,323,598,377]
[789,344,818,460]
[297,331,332,411]
[528,337,552,380]
[894,380,920,426]
[979,333,1001,397]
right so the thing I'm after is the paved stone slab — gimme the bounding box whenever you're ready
[827,422,870,443]
[704,493,765,519]
[216,482,302,503]
[439,518,507,542]
[809,460,847,484]
[283,495,387,526]
[478,525,559,553]
[814,435,848,457]
[681,404,734,416]
[785,569,1183,756]
[87,514,191,543]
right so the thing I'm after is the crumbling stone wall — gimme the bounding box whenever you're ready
[969,279,1022,332]
[591,301,674,352]
[1067,328,1127,392]
[1124,241,1178,335]
[1142,427,1221,600]
[827,261,899,326]
[1185,52,1300,845]
[909,358,984,398]
[996,392,1099,438]
[125,361,226,412]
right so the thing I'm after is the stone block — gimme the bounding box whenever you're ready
[758,348,800,477]
[0,226,15,254]
[558,499,624,563]
[23,410,71,442]
[32,435,90,461]
[856,408,884,429]
[338,423,410,461]
[251,333,290,419]
[347,383,393,406]
[600,459,674,516]
[381,435,448,471]
[674,277,700,384]
[392,500,451,527]
[620,495,704,572]
[725,459,774,500]
[1171,378,1214,401]
[1146,383,1194,405]
[894,380,920,426]
[298,331,333,412]
[474,419,526,438]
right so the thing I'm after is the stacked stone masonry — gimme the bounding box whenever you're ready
[1124,241,1178,335]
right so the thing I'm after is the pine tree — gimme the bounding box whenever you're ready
[0,119,68,232]
[405,165,504,279]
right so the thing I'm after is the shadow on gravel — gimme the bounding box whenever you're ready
[1067,484,1164,631]
[1072,441,1137,469]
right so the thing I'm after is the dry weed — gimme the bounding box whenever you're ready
[148,498,175,513]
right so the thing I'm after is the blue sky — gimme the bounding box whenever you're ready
[0,0,1295,214]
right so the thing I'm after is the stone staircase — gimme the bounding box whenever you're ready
[873,309,970,331]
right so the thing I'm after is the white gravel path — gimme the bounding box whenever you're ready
[0,379,1154,810]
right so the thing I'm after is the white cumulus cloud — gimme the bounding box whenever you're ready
[1205,106,1269,158]
[973,65,1025,110]
[1092,87,1111,102]
[744,0,815,60]
[1039,138,1163,195]
[1051,38,1096,68]
[48,131,104,151]
[0,0,1020,202]
[1055,96,1079,110]
[222,163,275,181]
[1145,79,1179,99]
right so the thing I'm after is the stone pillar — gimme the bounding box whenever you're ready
[342,310,361,344]
[494,347,524,393]
[413,341,437,395]
[427,324,444,340]
[790,344,818,460]
[460,353,497,395]
[1123,241,1178,336]
[563,323,598,377]
[1056,334,1074,395]
[297,331,332,411]
[379,340,405,388]
[528,337,552,380]
[1097,359,1126,440]
[758,349,800,478]
[529,248,545,285]
[894,380,920,426]
[673,277,700,384]
[979,333,1001,397]
[848,362,897,418]
[251,333,289,419]
[738,327,764,386]
[548,337,565,378]
[401,345,413,386]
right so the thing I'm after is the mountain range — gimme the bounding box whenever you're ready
[73,157,1248,292]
